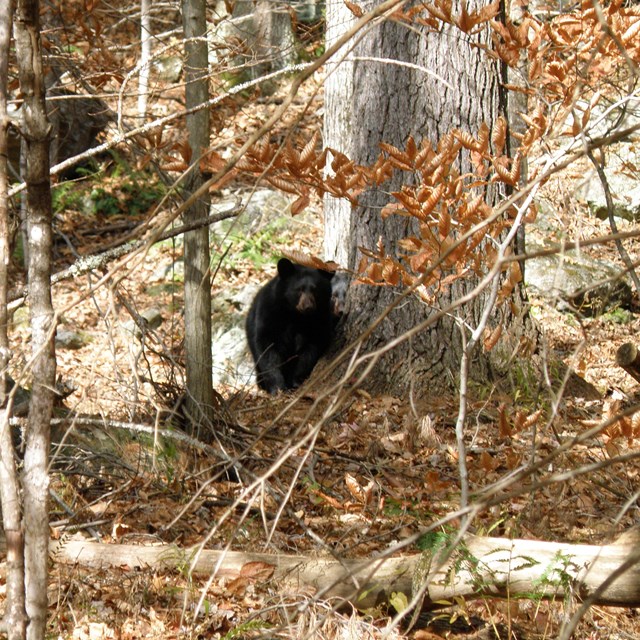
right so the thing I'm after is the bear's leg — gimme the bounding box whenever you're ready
[255,346,288,394]
[290,342,323,389]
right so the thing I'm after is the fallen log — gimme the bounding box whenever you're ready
[51,538,415,608]
[414,528,640,608]
[51,528,640,610]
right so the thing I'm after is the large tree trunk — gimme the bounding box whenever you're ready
[324,0,537,395]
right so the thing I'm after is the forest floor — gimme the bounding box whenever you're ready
[6,77,640,640]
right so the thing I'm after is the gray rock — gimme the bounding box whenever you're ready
[571,99,640,221]
[211,325,256,388]
[525,244,632,316]
[150,259,184,283]
[55,328,86,349]
[153,56,182,83]
[211,283,260,388]
[575,161,640,222]
[123,308,164,339]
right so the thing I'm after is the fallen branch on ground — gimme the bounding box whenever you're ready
[51,529,640,610]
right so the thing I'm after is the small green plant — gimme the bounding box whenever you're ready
[52,181,87,214]
[121,179,165,216]
[602,307,633,324]
[89,173,165,216]
[530,550,576,602]
[90,187,121,216]
[52,153,168,217]
[384,497,435,519]
[212,219,292,269]
[222,619,272,640]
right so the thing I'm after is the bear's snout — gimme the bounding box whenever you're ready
[296,292,316,313]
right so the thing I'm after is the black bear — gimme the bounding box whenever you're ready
[330,271,350,327]
[246,258,334,394]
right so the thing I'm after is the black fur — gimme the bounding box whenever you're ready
[246,258,334,394]
[330,272,350,325]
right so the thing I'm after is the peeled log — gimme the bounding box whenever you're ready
[416,529,640,607]
[51,529,640,609]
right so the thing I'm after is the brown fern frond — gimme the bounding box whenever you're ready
[415,141,435,168]
[382,259,402,286]
[476,121,490,153]
[380,142,413,170]
[344,1,364,17]
[421,184,445,218]
[284,142,300,167]
[382,203,408,219]
[406,136,418,161]
[409,250,431,274]
[392,189,420,213]
[457,0,500,32]
[266,175,300,194]
[483,325,502,352]
[455,130,480,151]
[438,208,451,238]
[491,116,507,155]
[300,131,320,166]
[493,157,517,186]
[290,193,310,216]
[281,250,336,272]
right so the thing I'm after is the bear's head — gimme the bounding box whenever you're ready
[277,258,333,316]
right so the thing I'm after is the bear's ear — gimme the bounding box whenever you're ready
[277,258,295,278]
[320,269,334,280]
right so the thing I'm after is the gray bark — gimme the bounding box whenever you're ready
[230,0,295,89]
[0,2,28,638]
[14,0,56,638]
[138,0,152,120]
[324,0,536,395]
[182,0,216,434]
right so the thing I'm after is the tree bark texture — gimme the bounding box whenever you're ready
[14,0,56,638]
[324,0,537,396]
[53,529,640,610]
[231,0,295,87]
[0,3,28,638]
[181,0,216,433]
[137,0,152,120]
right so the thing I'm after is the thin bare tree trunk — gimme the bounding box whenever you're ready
[181,0,215,434]
[0,3,28,638]
[138,0,152,120]
[14,1,56,638]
